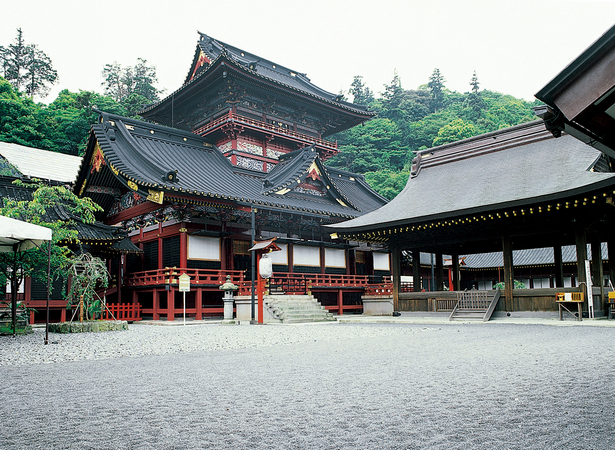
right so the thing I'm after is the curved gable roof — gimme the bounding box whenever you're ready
[78,113,386,220]
[329,121,615,233]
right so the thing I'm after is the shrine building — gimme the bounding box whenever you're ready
[74,33,390,321]
[328,25,615,319]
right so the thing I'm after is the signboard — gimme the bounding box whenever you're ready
[178,273,191,292]
[585,260,594,318]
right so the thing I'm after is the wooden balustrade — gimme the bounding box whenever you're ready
[102,303,142,321]
[125,268,245,288]
[193,111,338,151]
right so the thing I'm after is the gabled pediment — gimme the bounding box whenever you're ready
[262,146,358,209]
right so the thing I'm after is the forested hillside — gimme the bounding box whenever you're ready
[326,72,542,199]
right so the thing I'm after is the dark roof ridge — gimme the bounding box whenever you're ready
[413,120,549,174]
[142,33,373,119]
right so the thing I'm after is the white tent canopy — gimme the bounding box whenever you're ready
[0,215,52,253]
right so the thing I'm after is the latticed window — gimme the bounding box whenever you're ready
[233,240,251,255]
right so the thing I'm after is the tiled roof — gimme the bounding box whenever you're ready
[0,141,82,184]
[140,33,374,132]
[78,113,386,220]
[330,121,615,232]
[463,243,609,269]
[191,32,370,114]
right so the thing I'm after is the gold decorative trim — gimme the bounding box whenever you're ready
[146,189,164,204]
[127,180,138,191]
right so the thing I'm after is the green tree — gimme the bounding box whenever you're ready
[349,75,374,106]
[364,169,410,200]
[328,118,409,173]
[428,68,445,112]
[432,118,478,146]
[464,71,485,120]
[101,58,163,116]
[0,77,55,149]
[46,89,127,155]
[0,28,57,99]
[0,181,103,322]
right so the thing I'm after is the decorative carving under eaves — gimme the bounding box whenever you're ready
[109,191,146,217]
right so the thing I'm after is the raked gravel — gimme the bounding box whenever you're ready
[1,322,615,449]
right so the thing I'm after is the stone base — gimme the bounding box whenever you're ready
[48,321,128,333]
[220,319,238,326]
[362,296,394,316]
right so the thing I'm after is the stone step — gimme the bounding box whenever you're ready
[264,294,335,323]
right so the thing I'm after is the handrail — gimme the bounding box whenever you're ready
[125,269,392,296]
[193,111,338,151]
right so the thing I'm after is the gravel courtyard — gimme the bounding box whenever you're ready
[1,322,614,449]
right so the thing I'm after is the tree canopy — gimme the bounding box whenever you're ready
[0,180,103,310]
[0,28,57,99]
[327,69,541,199]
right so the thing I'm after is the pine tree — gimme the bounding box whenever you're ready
[0,28,58,99]
[428,68,445,112]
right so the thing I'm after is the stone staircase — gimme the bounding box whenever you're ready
[264,295,336,324]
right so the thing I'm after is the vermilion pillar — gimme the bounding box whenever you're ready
[180,226,188,269]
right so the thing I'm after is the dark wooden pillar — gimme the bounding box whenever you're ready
[435,252,444,291]
[391,247,401,311]
[608,239,615,289]
[451,253,460,291]
[575,227,588,315]
[288,244,294,273]
[412,249,421,292]
[320,247,326,274]
[345,249,351,275]
[591,240,604,314]
[502,236,514,311]
[554,244,564,288]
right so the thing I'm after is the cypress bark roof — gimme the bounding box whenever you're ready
[328,121,615,234]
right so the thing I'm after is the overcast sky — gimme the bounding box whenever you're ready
[2,0,615,104]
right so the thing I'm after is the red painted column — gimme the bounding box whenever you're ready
[337,289,343,316]
[180,226,188,270]
[167,287,175,321]
[195,288,202,320]
[153,290,159,321]
[60,308,66,323]
[257,253,264,324]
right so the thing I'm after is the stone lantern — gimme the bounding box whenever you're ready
[219,275,238,324]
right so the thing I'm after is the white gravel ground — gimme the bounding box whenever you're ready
[1,322,614,449]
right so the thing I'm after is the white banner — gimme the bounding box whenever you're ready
[373,253,390,271]
[325,248,346,268]
[269,243,288,265]
[294,245,320,266]
[188,236,220,261]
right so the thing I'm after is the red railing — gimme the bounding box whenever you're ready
[125,269,392,297]
[102,303,142,321]
[365,283,394,296]
[125,268,245,288]
[193,111,338,152]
